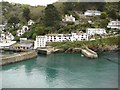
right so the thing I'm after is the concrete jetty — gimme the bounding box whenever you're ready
[0,50,37,66]
[81,47,98,59]
[37,47,61,55]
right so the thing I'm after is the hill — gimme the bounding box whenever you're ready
[1,1,45,24]
[1,1,120,40]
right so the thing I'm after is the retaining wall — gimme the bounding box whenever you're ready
[0,50,37,66]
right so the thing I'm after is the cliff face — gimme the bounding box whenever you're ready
[57,45,119,53]
[89,45,119,52]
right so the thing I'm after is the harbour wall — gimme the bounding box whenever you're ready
[0,50,37,66]
[81,48,98,59]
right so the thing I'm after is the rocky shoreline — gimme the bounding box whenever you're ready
[54,45,119,53]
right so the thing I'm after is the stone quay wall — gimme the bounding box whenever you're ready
[0,50,38,66]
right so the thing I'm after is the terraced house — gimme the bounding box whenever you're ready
[34,32,89,49]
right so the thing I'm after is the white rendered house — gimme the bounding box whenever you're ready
[28,20,35,26]
[86,28,106,36]
[71,33,89,41]
[17,26,29,36]
[107,20,120,29]
[84,10,101,16]
[34,32,89,48]
[0,24,5,31]
[34,36,47,49]
[46,34,72,42]
[6,32,14,40]
[0,32,14,42]
[0,32,16,48]
[62,15,75,22]
[0,40,16,48]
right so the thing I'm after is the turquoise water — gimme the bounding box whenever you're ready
[0,51,118,88]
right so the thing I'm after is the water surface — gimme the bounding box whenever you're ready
[1,51,118,88]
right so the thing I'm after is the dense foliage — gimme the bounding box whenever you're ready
[44,4,61,27]
[22,8,31,22]
[1,1,120,40]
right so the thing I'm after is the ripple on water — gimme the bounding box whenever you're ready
[2,52,118,88]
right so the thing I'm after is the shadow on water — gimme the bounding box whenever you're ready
[46,67,58,82]
[2,57,37,73]
[100,51,119,64]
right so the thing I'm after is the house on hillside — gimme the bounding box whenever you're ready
[84,10,101,16]
[107,20,120,29]
[17,26,29,36]
[0,32,16,48]
[28,20,35,26]
[86,28,106,36]
[0,24,6,31]
[62,15,75,22]
[0,32,14,42]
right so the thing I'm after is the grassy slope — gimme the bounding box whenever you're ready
[49,36,119,49]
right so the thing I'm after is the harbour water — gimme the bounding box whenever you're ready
[0,51,118,88]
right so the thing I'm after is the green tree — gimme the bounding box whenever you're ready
[108,9,117,19]
[63,2,76,13]
[35,26,45,35]
[8,16,20,29]
[118,1,120,11]
[22,8,31,22]
[100,19,109,28]
[100,12,107,19]
[44,4,61,27]
[32,33,37,39]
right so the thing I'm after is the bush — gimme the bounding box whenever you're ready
[100,12,107,19]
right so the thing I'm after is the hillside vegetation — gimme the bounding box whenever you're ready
[1,1,120,40]
[49,36,119,51]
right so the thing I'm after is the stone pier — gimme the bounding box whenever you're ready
[0,50,38,66]
[81,47,98,59]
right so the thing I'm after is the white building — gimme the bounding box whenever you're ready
[86,28,106,36]
[34,36,47,49]
[0,24,5,31]
[107,20,120,29]
[71,33,89,41]
[34,32,89,49]
[0,32,14,42]
[84,10,101,16]
[88,20,92,24]
[0,32,16,48]
[20,38,27,43]
[0,40,16,48]
[62,15,75,22]
[28,20,35,26]
[17,26,29,36]
[47,34,72,42]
